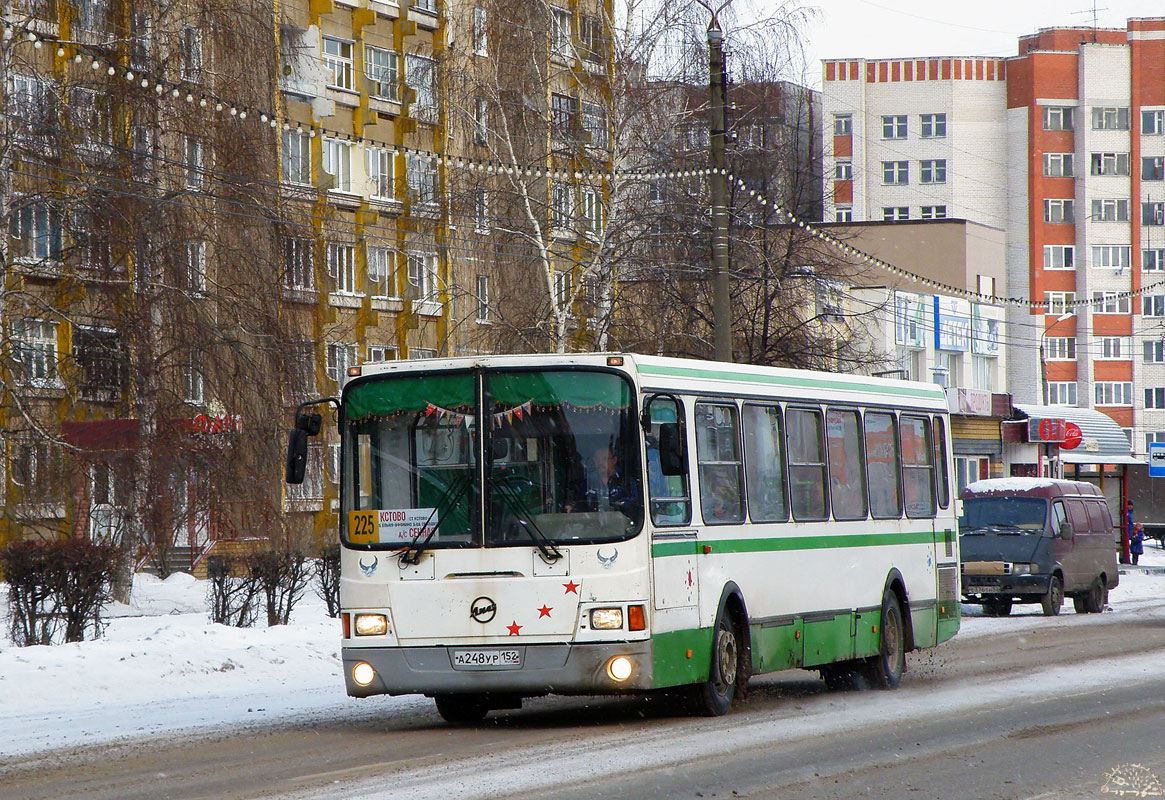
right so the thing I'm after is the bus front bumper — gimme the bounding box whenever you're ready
[342,640,655,697]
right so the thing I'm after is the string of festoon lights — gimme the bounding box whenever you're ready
[725,169,1165,312]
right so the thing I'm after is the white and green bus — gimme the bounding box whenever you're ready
[285,353,960,722]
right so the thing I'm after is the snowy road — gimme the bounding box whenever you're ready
[3,580,1165,800]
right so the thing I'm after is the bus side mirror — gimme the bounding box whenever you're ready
[285,412,322,484]
[658,422,686,476]
[1059,521,1074,540]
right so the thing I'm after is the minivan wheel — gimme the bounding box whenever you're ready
[1041,575,1064,617]
[1082,577,1106,613]
[983,597,1012,617]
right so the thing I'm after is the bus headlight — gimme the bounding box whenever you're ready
[590,608,624,629]
[606,656,634,682]
[352,662,377,686]
[354,613,388,636]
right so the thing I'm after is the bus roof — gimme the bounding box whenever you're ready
[351,353,949,411]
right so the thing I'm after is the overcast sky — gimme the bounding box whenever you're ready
[793,0,1165,86]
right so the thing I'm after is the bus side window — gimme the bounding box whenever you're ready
[901,415,936,518]
[695,403,745,525]
[742,404,788,522]
[787,407,829,521]
[933,416,950,509]
[865,411,902,519]
[826,408,868,521]
[645,397,691,526]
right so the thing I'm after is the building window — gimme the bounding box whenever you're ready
[184,356,204,404]
[327,242,357,294]
[1094,382,1132,406]
[582,102,607,148]
[323,36,354,91]
[367,345,395,363]
[282,129,310,185]
[326,343,358,383]
[1047,382,1077,405]
[579,14,602,63]
[476,274,490,322]
[1097,336,1130,360]
[1092,198,1129,222]
[474,187,491,233]
[555,270,572,307]
[473,97,489,144]
[581,187,600,233]
[9,201,63,262]
[1044,337,1076,360]
[365,45,398,100]
[183,136,204,190]
[283,237,314,290]
[920,205,947,220]
[1144,156,1165,181]
[1145,248,1165,272]
[882,207,909,221]
[1091,106,1129,130]
[367,245,394,296]
[1043,153,1074,177]
[10,73,57,137]
[881,115,906,139]
[366,146,394,200]
[1144,109,1165,135]
[920,159,946,184]
[76,327,124,397]
[971,355,994,392]
[186,241,206,293]
[835,160,852,180]
[322,138,352,192]
[1093,291,1130,314]
[551,182,573,230]
[405,54,437,117]
[834,206,853,222]
[1090,152,1130,176]
[472,6,488,56]
[920,113,946,138]
[1091,245,1131,270]
[1144,295,1165,317]
[833,114,852,136]
[1145,340,1165,363]
[1045,199,1074,224]
[181,25,202,80]
[407,153,439,205]
[551,7,572,59]
[551,93,579,140]
[407,252,437,301]
[1044,291,1075,315]
[11,319,58,383]
[1043,106,1074,131]
[882,160,908,185]
[1144,202,1165,226]
[1043,245,1074,269]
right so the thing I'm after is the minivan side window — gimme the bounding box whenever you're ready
[1086,500,1111,534]
[1051,501,1067,534]
[1065,499,1090,534]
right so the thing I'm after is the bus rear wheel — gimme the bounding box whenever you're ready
[864,589,906,689]
[434,693,490,724]
[690,612,743,716]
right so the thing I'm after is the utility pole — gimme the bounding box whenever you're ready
[707,16,732,362]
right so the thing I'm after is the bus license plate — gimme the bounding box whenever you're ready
[453,649,521,669]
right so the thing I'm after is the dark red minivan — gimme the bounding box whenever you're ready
[959,478,1119,616]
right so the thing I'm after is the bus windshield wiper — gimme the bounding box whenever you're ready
[399,473,471,566]
[987,524,1023,535]
[493,475,562,562]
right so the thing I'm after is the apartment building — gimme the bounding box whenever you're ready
[822,18,1165,457]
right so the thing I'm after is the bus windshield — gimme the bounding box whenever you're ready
[959,497,1047,533]
[341,368,643,549]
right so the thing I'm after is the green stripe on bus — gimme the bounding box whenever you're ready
[637,363,945,400]
[651,529,939,558]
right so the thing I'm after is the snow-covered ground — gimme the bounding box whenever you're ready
[1,545,1163,761]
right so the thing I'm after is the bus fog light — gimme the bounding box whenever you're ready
[590,608,624,629]
[352,662,377,686]
[354,613,388,636]
[606,656,634,682]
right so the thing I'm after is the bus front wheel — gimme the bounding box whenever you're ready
[690,612,743,716]
[434,693,490,724]
[864,589,906,689]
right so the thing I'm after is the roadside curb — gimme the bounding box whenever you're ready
[1118,564,1165,576]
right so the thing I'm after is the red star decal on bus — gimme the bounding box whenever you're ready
[507,620,522,635]
[537,605,552,618]
[563,580,579,594]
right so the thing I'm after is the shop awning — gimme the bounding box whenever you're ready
[1013,404,1143,465]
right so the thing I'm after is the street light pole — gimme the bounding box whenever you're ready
[706,10,732,363]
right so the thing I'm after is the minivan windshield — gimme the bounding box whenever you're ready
[960,496,1047,533]
[340,368,643,549]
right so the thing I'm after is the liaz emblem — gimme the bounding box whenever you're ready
[597,548,618,568]
[470,596,497,623]
[358,556,378,577]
